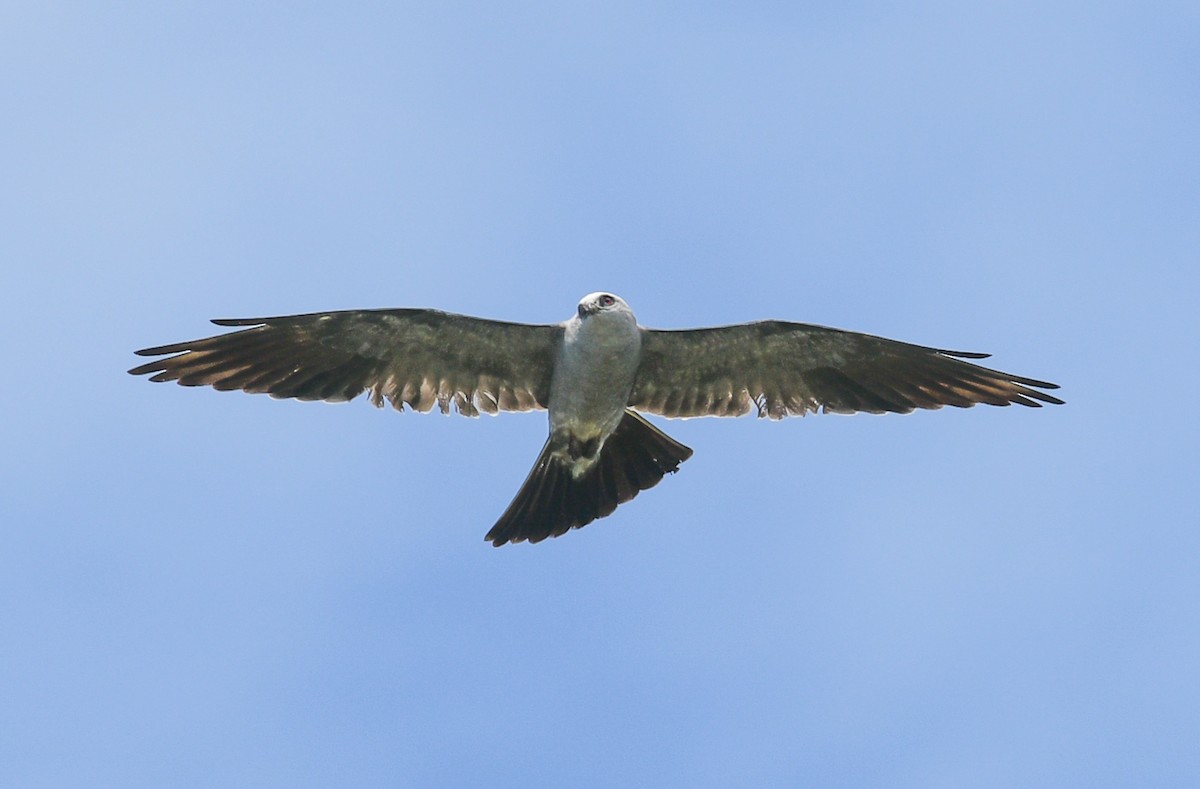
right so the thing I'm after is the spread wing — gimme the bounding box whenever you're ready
[629,321,1063,419]
[129,309,563,416]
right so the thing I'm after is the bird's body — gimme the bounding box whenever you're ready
[549,293,643,472]
[130,292,1062,546]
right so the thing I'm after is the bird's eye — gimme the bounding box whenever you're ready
[599,295,615,307]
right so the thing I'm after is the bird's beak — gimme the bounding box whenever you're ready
[578,303,596,319]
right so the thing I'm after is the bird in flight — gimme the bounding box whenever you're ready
[129,292,1062,546]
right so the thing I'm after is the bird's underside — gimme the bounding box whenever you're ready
[129,295,1063,546]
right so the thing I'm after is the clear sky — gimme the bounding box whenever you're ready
[3,3,1197,787]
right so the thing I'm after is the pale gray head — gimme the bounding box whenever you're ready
[577,292,631,320]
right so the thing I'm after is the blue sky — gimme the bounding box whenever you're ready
[3,2,1197,786]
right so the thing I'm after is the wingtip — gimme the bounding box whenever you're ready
[940,349,992,360]
[1013,376,1062,392]
[127,358,166,376]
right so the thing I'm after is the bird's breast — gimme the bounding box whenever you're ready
[548,316,642,437]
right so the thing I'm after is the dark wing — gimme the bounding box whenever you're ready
[629,321,1063,419]
[129,309,562,416]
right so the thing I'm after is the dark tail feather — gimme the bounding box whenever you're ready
[485,410,694,547]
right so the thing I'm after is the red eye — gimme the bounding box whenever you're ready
[599,295,615,307]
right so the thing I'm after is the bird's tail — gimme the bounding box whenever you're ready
[485,410,693,547]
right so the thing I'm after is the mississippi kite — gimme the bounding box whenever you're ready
[129,292,1063,546]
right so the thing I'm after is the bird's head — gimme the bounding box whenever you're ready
[577,292,629,319]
